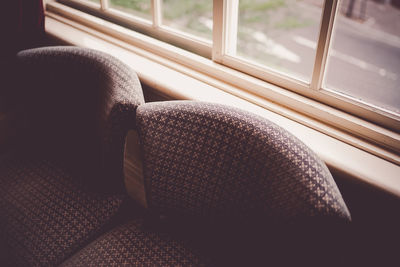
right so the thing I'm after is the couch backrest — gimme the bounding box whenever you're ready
[136,101,351,223]
[15,46,144,190]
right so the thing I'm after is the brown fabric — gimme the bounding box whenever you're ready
[60,214,348,266]
[61,100,351,266]
[0,46,145,266]
[61,101,350,266]
[60,216,212,267]
[136,101,350,222]
[0,158,127,266]
[15,46,145,192]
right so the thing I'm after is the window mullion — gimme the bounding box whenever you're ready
[212,0,238,62]
[310,0,339,90]
[100,0,108,11]
[212,0,224,61]
[224,0,238,55]
[151,0,162,28]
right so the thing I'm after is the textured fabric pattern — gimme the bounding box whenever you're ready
[0,157,126,266]
[16,46,144,191]
[136,101,351,222]
[60,218,211,267]
[0,46,144,266]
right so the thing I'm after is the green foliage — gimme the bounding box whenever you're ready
[161,0,213,38]
[107,0,316,39]
[109,0,150,12]
[275,17,313,29]
[162,0,212,20]
[239,0,286,11]
[244,14,264,24]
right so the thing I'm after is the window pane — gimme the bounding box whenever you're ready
[109,0,151,20]
[325,0,400,114]
[234,0,324,82]
[162,0,213,40]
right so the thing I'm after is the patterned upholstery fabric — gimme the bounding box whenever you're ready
[15,46,144,192]
[60,213,345,266]
[0,157,127,266]
[61,100,351,266]
[60,216,212,267]
[0,47,144,266]
[136,101,351,222]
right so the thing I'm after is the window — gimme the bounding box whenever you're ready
[162,0,213,40]
[109,0,152,20]
[234,0,324,82]
[53,0,399,156]
[325,0,400,115]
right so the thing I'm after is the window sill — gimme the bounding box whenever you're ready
[47,0,400,158]
[44,8,400,198]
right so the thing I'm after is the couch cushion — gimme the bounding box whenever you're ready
[136,101,351,222]
[15,47,145,193]
[0,157,128,266]
[59,214,348,266]
[60,217,212,267]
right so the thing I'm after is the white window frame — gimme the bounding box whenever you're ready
[60,0,212,57]
[48,0,400,161]
[212,0,399,130]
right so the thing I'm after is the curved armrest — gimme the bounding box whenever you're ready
[16,46,145,191]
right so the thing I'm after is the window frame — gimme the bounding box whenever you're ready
[60,0,213,57]
[213,0,400,129]
[49,0,400,159]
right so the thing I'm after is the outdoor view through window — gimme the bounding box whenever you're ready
[326,0,400,115]
[109,0,151,20]
[236,0,323,82]
[88,0,399,116]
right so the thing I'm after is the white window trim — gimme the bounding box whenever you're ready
[213,0,400,130]
[55,0,400,133]
[310,0,338,91]
[100,0,108,11]
[151,0,162,28]
[44,12,400,198]
[60,0,212,58]
[46,0,400,164]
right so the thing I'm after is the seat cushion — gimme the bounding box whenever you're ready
[0,157,128,266]
[60,217,212,266]
[59,215,347,266]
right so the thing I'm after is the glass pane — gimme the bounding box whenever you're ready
[109,0,151,20]
[162,0,213,40]
[235,0,324,82]
[325,0,400,114]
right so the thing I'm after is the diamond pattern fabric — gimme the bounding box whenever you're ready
[0,157,127,266]
[1,45,351,265]
[15,46,144,192]
[136,101,351,222]
[0,46,144,266]
[60,216,212,267]
[61,100,351,266]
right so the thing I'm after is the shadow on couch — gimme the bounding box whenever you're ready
[1,46,351,266]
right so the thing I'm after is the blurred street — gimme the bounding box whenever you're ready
[254,0,400,113]
[109,0,400,114]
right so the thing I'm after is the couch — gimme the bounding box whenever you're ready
[0,46,351,266]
